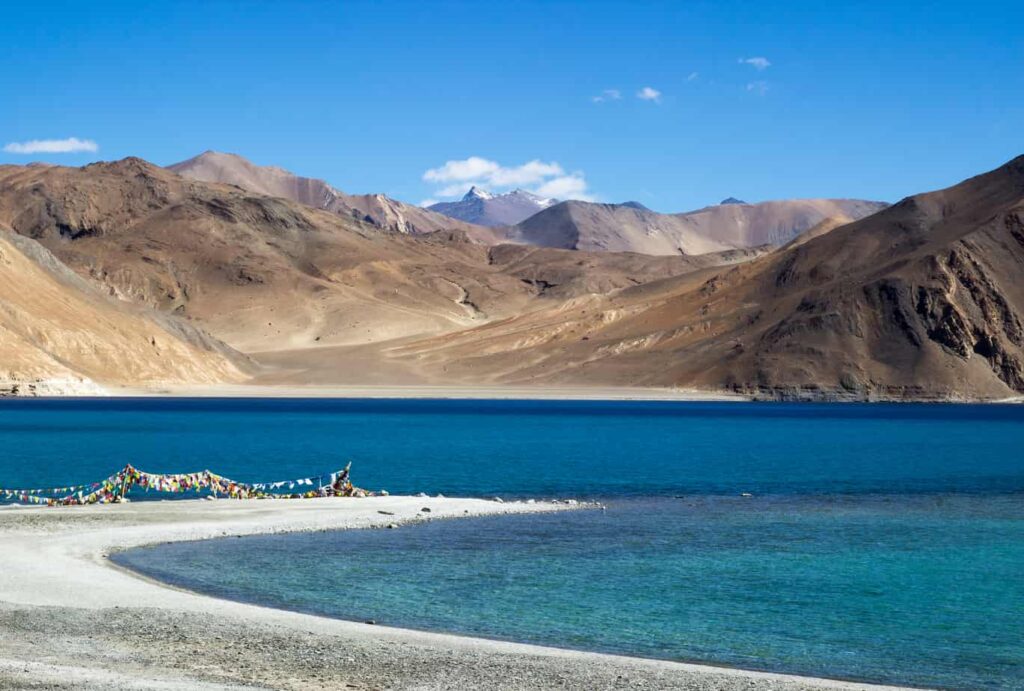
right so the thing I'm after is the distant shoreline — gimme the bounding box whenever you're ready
[6,381,1020,403]
[109,383,752,401]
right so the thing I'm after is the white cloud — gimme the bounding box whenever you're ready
[535,174,593,201]
[591,89,622,103]
[423,156,500,183]
[739,57,771,71]
[489,160,565,187]
[687,72,699,81]
[420,199,440,208]
[636,86,662,103]
[3,137,98,154]
[746,80,769,95]
[422,156,594,201]
[423,157,565,188]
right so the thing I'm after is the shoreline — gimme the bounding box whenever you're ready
[5,379,1021,403]
[110,383,751,401]
[4,380,1019,403]
[0,498,909,690]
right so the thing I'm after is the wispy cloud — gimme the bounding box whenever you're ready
[422,156,595,201]
[636,86,662,103]
[739,57,771,71]
[3,137,98,154]
[419,199,440,208]
[534,174,589,200]
[746,80,769,95]
[423,156,502,184]
[591,89,621,103]
[424,157,564,187]
[686,72,699,82]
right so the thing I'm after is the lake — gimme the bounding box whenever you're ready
[3,398,1023,688]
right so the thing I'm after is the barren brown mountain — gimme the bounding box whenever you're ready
[0,228,246,395]
[168,152,887,257]
[510,198,888,255]
[2,155,1020,399]
[0,158,757,391]
[779,216,853,250]
[390,156,1024,400]
[168,151,502,242]
[508,201,736,255]
[676,198,888,246]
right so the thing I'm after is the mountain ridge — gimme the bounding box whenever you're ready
[509,197,888,255]
[428,187,557,227]
[0,227,248,394]
[0,157,753,360]
[1,153,1020,400]
[388,155,1024,400]
[167,151,501,242]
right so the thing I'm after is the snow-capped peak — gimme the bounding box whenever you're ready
[507,188,556,207]
[430,187,560,226]
[463,186,494,201]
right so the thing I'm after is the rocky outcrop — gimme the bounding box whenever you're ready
[0,377,107,397]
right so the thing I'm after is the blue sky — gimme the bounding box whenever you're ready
[2,1,1022,211]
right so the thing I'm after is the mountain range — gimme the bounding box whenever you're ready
[507,198,888,255]
[0,152,1021,400]
[399,156,1024,399]
[168,151,886,256]
[427,187,557,227]
[0,157,758,392]
[168,151,502,243]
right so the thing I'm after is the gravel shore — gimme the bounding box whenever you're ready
[0,498,906,690]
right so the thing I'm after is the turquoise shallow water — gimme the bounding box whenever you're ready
[116,495,1024,690]
[3,399,1024,688]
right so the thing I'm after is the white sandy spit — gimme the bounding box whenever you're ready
[110,383,750,401]
[0,497,910,690]
[110,382,753,399]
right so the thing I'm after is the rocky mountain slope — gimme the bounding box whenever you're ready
[168,151,501,242]
[428,187,556,226]
[3,153,1019,400]
[508,201,737,255]
[0,228,246,395]
[0,158,752,364]
[509,198,888,255]
[390,156,1024,400]
[169,153,883,256]
[676,198,888,247]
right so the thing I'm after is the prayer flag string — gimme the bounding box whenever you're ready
[0,462,379,506]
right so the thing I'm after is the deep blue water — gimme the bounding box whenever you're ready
[2,398,1023,497]
[4,399,1024,689]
